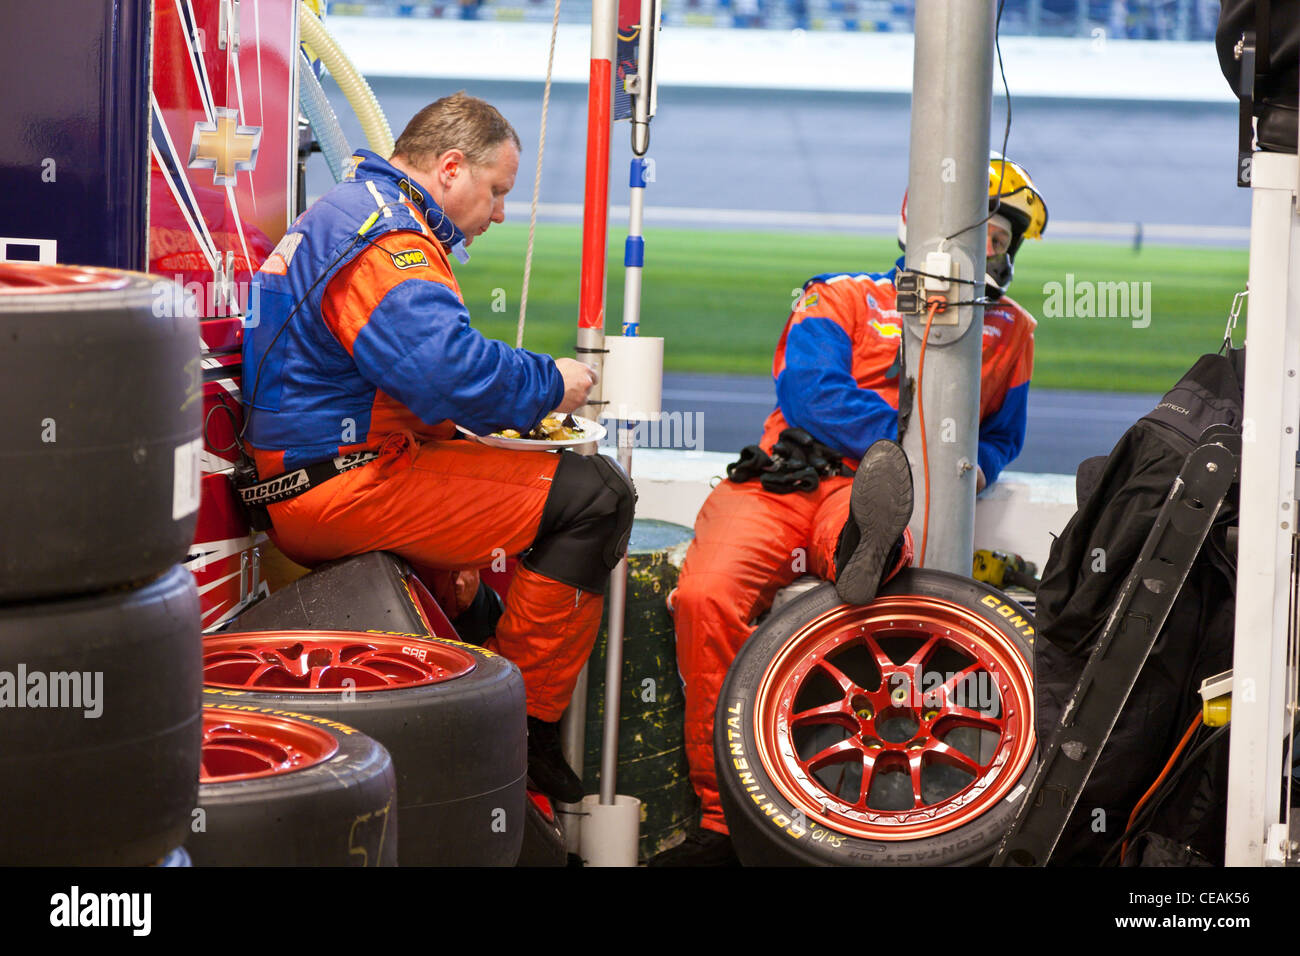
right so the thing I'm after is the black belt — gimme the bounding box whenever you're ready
[236,450,380,507]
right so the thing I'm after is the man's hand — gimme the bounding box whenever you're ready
[555,358,598,413]
[976,465,987,493]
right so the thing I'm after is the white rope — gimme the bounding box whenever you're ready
[517,0,563,348]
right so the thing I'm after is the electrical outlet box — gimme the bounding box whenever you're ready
[925,251,952,292]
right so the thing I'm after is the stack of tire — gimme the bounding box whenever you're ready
[198,627,528,865]
[189,704,399,866]
[0,264,203,865]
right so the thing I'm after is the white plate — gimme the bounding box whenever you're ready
[457,414,606,451]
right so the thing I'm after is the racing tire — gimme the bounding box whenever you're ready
[188,706,398,866]
[0,565,201,865]
[0,265,201,602]
[716,570,1037,867]
[202,630,527,865]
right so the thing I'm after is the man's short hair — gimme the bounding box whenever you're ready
[391,92,521,170]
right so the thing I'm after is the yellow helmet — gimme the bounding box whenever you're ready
[988,152,1047,248]
[897,153,1047,298]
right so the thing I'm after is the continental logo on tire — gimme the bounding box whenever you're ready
[203,701,361,735]
[362,629,499,659]
[979,594,1035,640]
[724,701,806,841]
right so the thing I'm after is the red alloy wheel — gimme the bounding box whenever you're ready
[203,630,477,692]
[752,594,1035,842]
[0,262,132,294]
[199,710,340,782]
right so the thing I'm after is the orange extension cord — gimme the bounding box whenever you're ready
[1120,711,1204,863]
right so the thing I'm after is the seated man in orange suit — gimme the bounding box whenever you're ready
[652,156,1049,865]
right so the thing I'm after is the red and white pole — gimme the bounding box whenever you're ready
[577,0,618,400]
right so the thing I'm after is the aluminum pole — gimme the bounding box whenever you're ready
[900,0,996,574]
[598,15,657,804]
[599,430,634,804]
[1224,151,1300,866]
[562,0,618,789]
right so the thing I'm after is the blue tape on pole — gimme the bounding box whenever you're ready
[629,158,649,189]
[624,235,645,267]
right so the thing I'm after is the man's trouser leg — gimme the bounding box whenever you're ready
[673,477,849,834]
[263,437,633,720]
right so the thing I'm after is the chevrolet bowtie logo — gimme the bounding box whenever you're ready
[188,107,261,186]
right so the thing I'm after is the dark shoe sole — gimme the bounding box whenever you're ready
[835,440,914,606]
[646,830,740,867]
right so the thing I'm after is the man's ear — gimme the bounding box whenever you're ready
[435,149,468,184]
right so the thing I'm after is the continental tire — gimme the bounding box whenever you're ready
[0,565,201,865]
[203,630,527,865]
[716,571,1037,867]
[0,264,201,601]
[188,706,398,866]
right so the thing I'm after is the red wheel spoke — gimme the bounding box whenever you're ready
[791,699,856,727]
[854,750,879,808]
[813,657,860,696]
[939,705,1002,731]
[924,739,984,777]
[802,736,866,773]
[908,751,926,809]
[861,634,895,673]
[246,662,285,687]
[904,635,941,671]
[937,664,983,702]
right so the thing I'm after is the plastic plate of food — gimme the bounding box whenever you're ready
[457,414,606,451]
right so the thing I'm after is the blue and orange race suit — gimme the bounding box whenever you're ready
[674,264,1038,835]
[241,151,599,721]
[760,264,1034,484]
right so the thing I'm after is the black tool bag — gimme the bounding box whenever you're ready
[726,427,852,494]
[1035,350,1244,865]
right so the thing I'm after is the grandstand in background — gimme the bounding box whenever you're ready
[325,0,1221,40]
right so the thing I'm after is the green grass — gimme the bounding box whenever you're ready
[454,223,1249,393]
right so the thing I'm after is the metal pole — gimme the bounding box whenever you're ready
[599,428,633,804]
[900,0,995,574]
[561,0,618,793]
[622,160,649,334]
[1224,151,1300,866]
[597,13,656,805]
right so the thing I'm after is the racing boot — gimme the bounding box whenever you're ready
[526,715,584,804]
[647,827,740,867]
[834,439,914,606]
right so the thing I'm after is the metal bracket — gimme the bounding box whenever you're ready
[219,0,240,53]
[992,431,1240,866]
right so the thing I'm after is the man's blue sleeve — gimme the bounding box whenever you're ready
[775,317,898,458]
[350,277,565,435]
[977,381,1029,486]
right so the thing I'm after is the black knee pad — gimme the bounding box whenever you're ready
[524,451,637,594]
